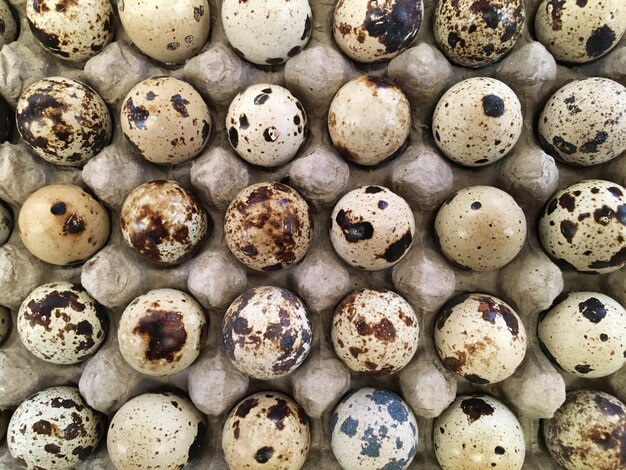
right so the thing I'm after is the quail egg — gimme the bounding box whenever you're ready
[332,289,419,375]
[7,385,105,469]
[432,77,523,167]
[222,286,312,380]
[222,0,312,65]
[330,387,418,470]
[328,75,411,166]
[224,182,312,272]
[538,77,626,166]
[19,184,111,266]
[0,93,11,143]
[535,0,626,63]
[118,0,211,65]
[435,186,527,271]
[0,200,12,246]
[120,180,209,266]
[332,0,423,63]
[107,391,207,470]
[222,391,311,469]
[16,77,112,167]
[433,0,526,68]
[118,288,206,376]
[226,83,307,167]
[121,77,212,165]
[544,389,626,470]
[434,394,525,470]
[538,292,626,378]
[538,180,626,274]
[0,0,17,48]
[0,305,11,347]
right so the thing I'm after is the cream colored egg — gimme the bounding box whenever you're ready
[0,201,12,246]
[0,0,17,48]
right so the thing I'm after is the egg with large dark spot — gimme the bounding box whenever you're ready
[0,200,12,246]
[0,0,17,48]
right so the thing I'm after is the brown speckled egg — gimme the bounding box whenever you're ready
[19,184,110,266]
[435,293,527,384]
[222,392,310,469]
[328,75,411,166]
[120,180,209,266]
[332,0,423,63]
[7,386,105,469]
[107,391,207,470]
[0,305,11,347]
[222,286,312,380]
[16,77,112,167]
[121,77,212,165]
[435,186,526,271]
[0,201,12,246]
[332,289,418,375]
[538,78,626,166]
[224,182,312,272]
[0,0,17,48]
[433,0,525,68]
[544,389,626,470]
[118,0,211,65]
[538,180,626,274]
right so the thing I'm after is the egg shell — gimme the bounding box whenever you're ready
[434,393,525,470]
[222,391,311,469]
[544,389,626,470]
[16,77,112,167]
[107,391,207,470]
[0,305,11,347]
[538,77,626,166]
[330,387,418,469]
[121,76,212,165]
[435,185,526,271]
[120,180,209,266]
[535,0,626,64]
[332,288,419,375]
[18,184,111,266]
[7,386,105,469]
[0,0,17,49]
[432,77,523,167]
[221,0,312,65]
[224,182,312,272]
[118,288,206,376]
[0,201,12,246]
[332,0,423,63]
[226,83,307,168]
[433,0,525,68]
[222,286,312,380]
[118,0,211,65]
[538,179,626,274]
[328,75,411,166]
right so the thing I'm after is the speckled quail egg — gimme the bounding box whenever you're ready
[432,77,523,167]
[434,394,525,470]
[19,184,110,266]
[0,93,11,143]
[222,391,311,469]
[538,78,626,166]
[107,391,207,470]
[435,293,527,384]
[538,292,626,378]
[0,201,12,246]
[0,305,11,347]
[332,289,419,375]
[538,179,626,274]
[7,385,105,469]
[16,77,112,167]
[328,75,411,166]
[544,389,626,470]
[222,286,312,380]
[330,387,418,470]
[27,0,113,61]
[435,186,527,271]
[118,288,206,377]
[18,282,108,365]
[118,0,211,65]
[226,83,307,167]
[120,180,209,266]
[224,182,312,272]
[222,0,312,65]
[121,77,212,165]
[535,0,626,64]
[0,0,16,49]
[433,0,525,68]
[332,0,423,63]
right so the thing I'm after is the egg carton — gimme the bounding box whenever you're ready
[0,0,624,468]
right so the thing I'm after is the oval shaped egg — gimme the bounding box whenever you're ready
[0,305,11,347]
[0,0,17,49]
[0,201,12,246]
